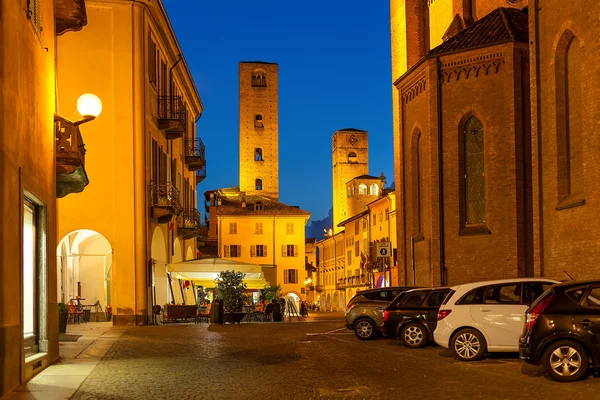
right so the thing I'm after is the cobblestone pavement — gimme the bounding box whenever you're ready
[70,319,599,400]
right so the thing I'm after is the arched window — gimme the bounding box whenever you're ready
[255,148,263,161]
[255,178,263,190]
[369,184,379,196]
[251,71,267,88]
[412,131,423,235]
[348,152,357,163]
[556,31,584,203]
[255,114,264,128]
[464,116,485,225]
[358,184,367,195]
[254,201,263,211]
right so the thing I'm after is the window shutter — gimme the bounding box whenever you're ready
[264,246,267,257]
[237,245,241,257]
[251,245,256,257]
[282,245,286,257]
[224,245,230,257]
[284,270,289,284]
[294,245,298,257]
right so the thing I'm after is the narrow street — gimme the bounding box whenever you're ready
[14,315,599,400]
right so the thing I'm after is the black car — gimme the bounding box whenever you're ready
[382,287,451,348]
[519,279,600,382]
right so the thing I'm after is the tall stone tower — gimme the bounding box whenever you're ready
[332,129,369,233]
[239,61,279,200]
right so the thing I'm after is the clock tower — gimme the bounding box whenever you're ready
[332,128,369,233]
[239,61,279,200]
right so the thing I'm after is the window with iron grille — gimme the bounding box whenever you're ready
[464,116,485,224]
[284,269,298,284]
[251,245,267,257]
[255,222,263,234]
[224,245,241,258]
[27,0,42,32]
[229,222,237,234]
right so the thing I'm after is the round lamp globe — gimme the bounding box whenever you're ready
[77,93,102,118]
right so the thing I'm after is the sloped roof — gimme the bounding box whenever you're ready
[214,190,310,217]
[337,128,366,133]
[347,174,382,183]
[429,7,529,55]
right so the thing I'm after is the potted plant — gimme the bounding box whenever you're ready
[215,270,248,324]
[58,302,69,333]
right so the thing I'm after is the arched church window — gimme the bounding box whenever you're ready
[369,184,379,196]
[358,184,367,195]
[255,178,263,191]
[255,148,263,161]
[464,116,485,224]
[255,114,264,128]
[348,152,357,163]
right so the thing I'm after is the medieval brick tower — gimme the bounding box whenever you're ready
[239,61,279,200]
[332,129,369,233]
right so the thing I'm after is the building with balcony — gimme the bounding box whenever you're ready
[55,0,205,325]
[1,0,90,394]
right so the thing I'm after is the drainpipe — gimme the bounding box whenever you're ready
[533,0,544,277]
[437,57,446,286]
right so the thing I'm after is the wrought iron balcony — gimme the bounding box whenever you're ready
[196,167,206,185]
[177,208,201,238]
[184,138,206,171]
[157,96,187,140]
[149,182,182,223]
[55,117,89,198]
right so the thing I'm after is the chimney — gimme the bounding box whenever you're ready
[241,198,247,208]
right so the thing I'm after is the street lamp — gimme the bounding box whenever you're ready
[74,93,103,126]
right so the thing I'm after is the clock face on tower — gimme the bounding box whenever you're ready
[348,134,358,146]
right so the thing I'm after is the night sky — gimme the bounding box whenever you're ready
[163,0,394,222]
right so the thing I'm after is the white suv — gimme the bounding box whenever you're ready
[434,278,559,361]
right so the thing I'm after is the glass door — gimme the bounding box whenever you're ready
[23,199,38,356]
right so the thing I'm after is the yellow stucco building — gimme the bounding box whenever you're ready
[55,0,205,325]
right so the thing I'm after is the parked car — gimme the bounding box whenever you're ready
[434,278,559,361]
[382,287,452,348]
[345,286,416,340]
[519,280,600,382]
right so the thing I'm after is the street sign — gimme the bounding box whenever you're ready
[376,242,392,258]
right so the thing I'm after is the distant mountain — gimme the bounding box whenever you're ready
[306,207,333,241]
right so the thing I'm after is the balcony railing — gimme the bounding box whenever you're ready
[177,208,201,238]
[149,182,182,222]
[195,167,207,185]
[55,117,89,198]
[184,138,206,171]
[158,96,187,139]
[315,285,324,292]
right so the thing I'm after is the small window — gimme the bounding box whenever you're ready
[354,220,360,234]
[347,250,352,266]
[354,241,359,257]
[284,269,298,284]
[229,222,237,234]
[283,244,297,257]
[348,152,357,163]
[255,114,264,128]
[426,290,451,307]
[584,288,600,308]
[224,245,241,257]
[251,72,267,88]
[457,288,484,305]
[255,178,262,190]
[566,288,586,304]
[358,184,368,195]
[255,148,263,161]
[286,223,294,234]
[483,284,522,305]
[385,208,389,221]
[372,214,376,226]
[369,183,379,196]
[148,34,157,85]
[251,244,267,257]
[400,292,428,307]
[255,222,263,234]
[254,202,263,211]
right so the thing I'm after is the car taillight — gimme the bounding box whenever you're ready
[383,310,390,322]
[525,292,554,330]
[437,309,452,321]
[345,303,358,313]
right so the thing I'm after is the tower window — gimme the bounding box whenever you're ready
[348,152,357,163]
[255,148,263,161]
[255,114,264,128]
[255,178,263,191]
[358,184,368,195]
[255,202,263,211]
[251,71,267,88]
[369,184,379,196]
[464,116,485,225]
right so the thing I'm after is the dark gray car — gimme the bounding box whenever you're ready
[344,286,416,340]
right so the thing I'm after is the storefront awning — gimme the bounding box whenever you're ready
[166,258,268,289]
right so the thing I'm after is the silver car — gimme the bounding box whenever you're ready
[344,286,416,340]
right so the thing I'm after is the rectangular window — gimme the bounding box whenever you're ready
[286,223,294,234]
[224,245,241,258]
[229,223,237,234]
[354,220,360,234]
[23,199,38,356]
[251,245,267,257]
[354,241,359,257]
[284,269,298,284]
[373,214,376,226]
[347,250,352,266]
[148,34,157,85]
[363,219,367,230]
[385,208,389,221]
[282,244,298,257]
[158,58,168,96]
[255,222,263,235]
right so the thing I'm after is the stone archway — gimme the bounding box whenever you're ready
[333,292,339,312]
[283,291,301,316]
[186,246,194,261]
[326,293,331,311]
[57,230,112,320]
[151,226,169,307]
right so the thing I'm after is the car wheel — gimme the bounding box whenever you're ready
[451,328,486,361]
[542,340,589,382]
[401,323,429,348]
[354,318,376,340]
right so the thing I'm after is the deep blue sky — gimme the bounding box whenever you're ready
[164,0,394,221]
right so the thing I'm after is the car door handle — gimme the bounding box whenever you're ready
[577,319,594,327]
[479,308,492,312]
